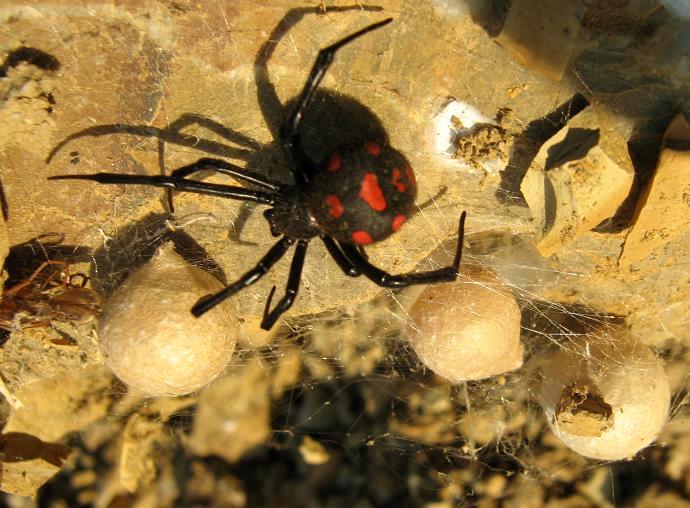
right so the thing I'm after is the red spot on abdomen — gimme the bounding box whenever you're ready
[391,168,406,192]
[405,165,416,186]
[392,214,406,231]
[359,173,387,211]
[326,195,344,218]
[365,141,382,156]
[327,153,342,172]
[352,231,373,245]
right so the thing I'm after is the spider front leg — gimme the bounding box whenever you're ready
[169,158,279,191]
[337,212,467,287]
[254,6,385,142]
[191,236,295,318]
[281,17,393,185]
[49,173,276,204]
[166,157,278,212]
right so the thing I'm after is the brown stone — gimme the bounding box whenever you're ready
[619,114,690,266]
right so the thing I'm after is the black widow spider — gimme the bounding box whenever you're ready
[50,18,467,330]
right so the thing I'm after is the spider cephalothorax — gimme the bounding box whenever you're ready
[50,16,466,330]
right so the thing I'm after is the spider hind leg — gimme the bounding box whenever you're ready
[261,239,308,329]
[336,211,467,287]
[191,237,295,317]
[192,237,309,330]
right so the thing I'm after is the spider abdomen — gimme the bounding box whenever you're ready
[306,141,417,245]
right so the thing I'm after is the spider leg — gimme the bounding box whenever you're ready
[48,173,276,205]
[191,237,295,318]
[254,6,384,143]
[280,17,393,185]
[169,158,279,191]
[338,212,467,288]
[260,239,309,329]
[166,156,280,212]
[321,235,360,277]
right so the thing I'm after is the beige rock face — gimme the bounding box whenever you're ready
[0,1,689,503]
[619,114,690,266]
[521,107,634,257]
[0,433,71,498]
[494,0,590,80]
[4,364,112,442]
